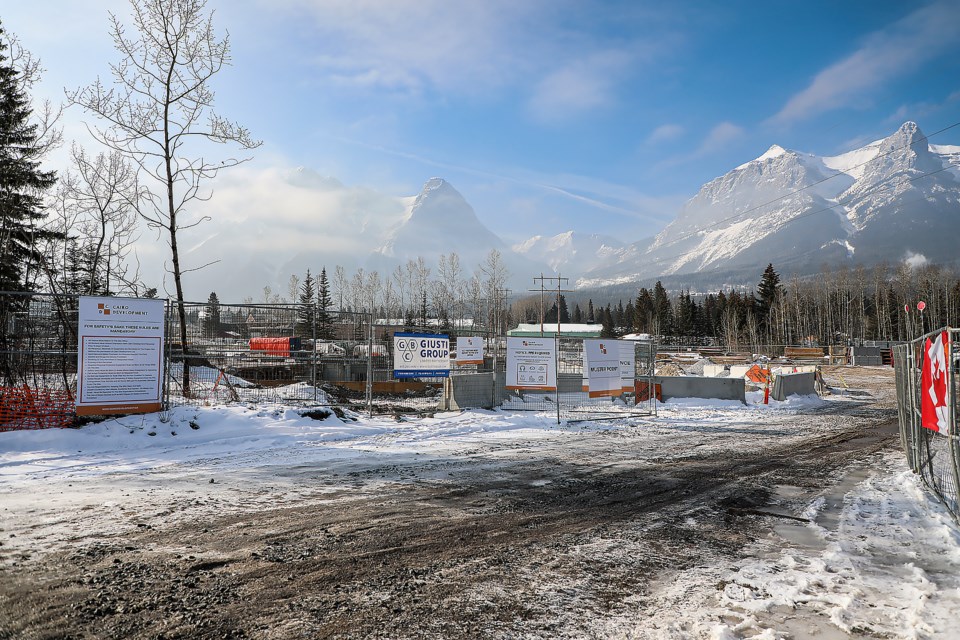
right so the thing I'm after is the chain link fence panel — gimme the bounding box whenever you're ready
[497,337,657,422]
[0,292,80,430]
[893,328,960,522]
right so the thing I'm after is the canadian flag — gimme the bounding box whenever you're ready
[921,331,950,433]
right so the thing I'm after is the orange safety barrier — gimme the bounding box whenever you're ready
[0,385,75,431]
[634,381,662,403]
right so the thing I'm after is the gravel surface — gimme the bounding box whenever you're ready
[0,366,901,639]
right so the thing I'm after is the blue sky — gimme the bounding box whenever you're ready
[6,0,960,248]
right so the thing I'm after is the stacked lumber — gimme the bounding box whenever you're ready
[783,347,825,362]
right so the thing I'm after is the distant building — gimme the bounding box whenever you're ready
[507,323,602,338]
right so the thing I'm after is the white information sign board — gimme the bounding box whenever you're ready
[455,336,484,365]
[583,339,622,397]
[620,341,636,393]
[393,333,451,378]
[77,296,165,416]
[506,336,556,391]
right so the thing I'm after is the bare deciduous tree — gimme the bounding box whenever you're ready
[67,0,260,395]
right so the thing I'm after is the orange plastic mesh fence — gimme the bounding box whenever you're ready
[0,385,75,431]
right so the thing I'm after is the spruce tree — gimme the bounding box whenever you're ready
[756,263,782,334]
[316,267,334,340]
[296,269,315,338]
[0,22,57,294]
[558,294,570,324]
[757,263,782,311]
[203,292,221,337]
[600,305,615,338]
[653,281,673,336]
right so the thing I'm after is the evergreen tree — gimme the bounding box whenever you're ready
[558,294,570,323]
[296,269,315,338]
[635,288,654,333]
[757,263,782,319]
[0,23,57,294]
[316,267,334,340]
[653,281,673,336]
[587,299,595,323]
[600,305,615,338]
[202,292,221,337]
[572,303,583,323]
[544,301,558,324]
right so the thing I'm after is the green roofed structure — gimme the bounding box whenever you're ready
[506,323,603,338]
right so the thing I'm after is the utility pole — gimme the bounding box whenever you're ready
[531,273,571,337]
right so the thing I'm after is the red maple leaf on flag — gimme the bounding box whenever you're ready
[921,331,950,433]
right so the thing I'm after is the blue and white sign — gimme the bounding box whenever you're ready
[393,332,451,379]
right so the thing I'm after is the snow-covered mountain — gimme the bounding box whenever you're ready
[373,178,507,263]
[578,121,960,288]
[512,231,626,275]
[175,122,959,302]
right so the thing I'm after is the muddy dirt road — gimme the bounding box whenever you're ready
[0,367,902,639]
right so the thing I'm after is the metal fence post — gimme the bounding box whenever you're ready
[366,312,374,417]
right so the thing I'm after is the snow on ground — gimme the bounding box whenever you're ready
[2,379,959,639]
[628,450,960,639]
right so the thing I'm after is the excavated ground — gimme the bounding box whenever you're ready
[0,366,900,639]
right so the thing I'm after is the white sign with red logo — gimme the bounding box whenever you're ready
[455,336,484,365]
[583,339,623,398]
[76,296,165,416]
[506,337,556,391]
[921,330,950,433]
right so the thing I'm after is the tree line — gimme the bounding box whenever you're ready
[594,262,960,347]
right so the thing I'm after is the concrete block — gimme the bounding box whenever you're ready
[442,372,496,410]
[703,364,726,377]
[656,375,745,403]
[729,365,750,379]
[771,372,816,400]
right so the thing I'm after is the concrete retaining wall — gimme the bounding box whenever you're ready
[771,372,816,400]
[656,376,745,403]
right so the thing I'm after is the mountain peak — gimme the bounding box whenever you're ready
[759,144,788,161]
[736,143,791,170]
[421,177,450,194]
[882,121,928,152]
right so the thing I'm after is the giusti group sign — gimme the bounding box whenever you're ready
[393,332,451,378]
[76,296,165,416]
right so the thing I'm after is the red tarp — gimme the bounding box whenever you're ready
[249,337,300,357]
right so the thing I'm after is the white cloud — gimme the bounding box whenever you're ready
[694,122,745,156]
[647,124,685,144]
[274,0,672,122]
[526,50,633,123]
[271,0,549,95]
[904,251,929,270]
[769,1,960,125]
